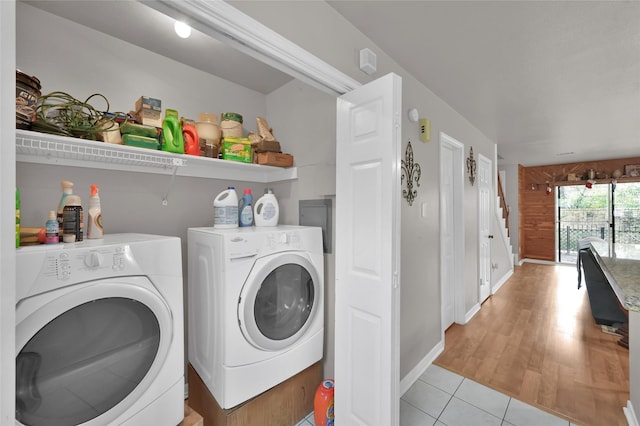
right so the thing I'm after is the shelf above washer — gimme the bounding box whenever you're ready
[15,129,297,183]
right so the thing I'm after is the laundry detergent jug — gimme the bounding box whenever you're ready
[214,187,238,228]
[254,188,279,227]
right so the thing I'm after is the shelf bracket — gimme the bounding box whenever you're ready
[162,158,184,206]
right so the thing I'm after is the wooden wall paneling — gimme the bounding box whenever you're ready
[518,156,640,262]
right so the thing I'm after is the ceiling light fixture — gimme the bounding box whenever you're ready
[174,21,192,39]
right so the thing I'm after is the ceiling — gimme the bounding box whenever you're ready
[23,1,640,167]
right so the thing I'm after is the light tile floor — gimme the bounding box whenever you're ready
[295,364,579,426]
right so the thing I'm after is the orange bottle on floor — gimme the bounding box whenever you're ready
[314,379,334,426]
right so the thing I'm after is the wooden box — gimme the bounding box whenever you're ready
[179,402,204,426]
[187,362,321,426]
[251,139,281,153]
[256,152,294,167]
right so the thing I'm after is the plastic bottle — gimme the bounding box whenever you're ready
[57,180,74,242]
[62,195,83,243]
[45,210,59,244]
[87,184,103,239]
[16,188,20,248]
[182,118,200,156]
[238,188,254,227]
[162,109,184,154]
[213,187,238,228]
[254,188,279,227]
[314,379,335,426]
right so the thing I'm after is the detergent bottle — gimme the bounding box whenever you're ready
[182,118,200,156]
[213,187,238,228]
[162,109,184,154]
[314,379,335,426]
[87,184,103,239]
[254,188,279,227]
[238,188,254,227]
[57,180,74,242]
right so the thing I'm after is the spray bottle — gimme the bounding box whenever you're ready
[87,184,103,239]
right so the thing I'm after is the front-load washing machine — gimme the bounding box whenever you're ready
[15,234,184,426]
[188,225,324,409]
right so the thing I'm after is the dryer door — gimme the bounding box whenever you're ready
[15,278,172,426]
[238,252,320,351]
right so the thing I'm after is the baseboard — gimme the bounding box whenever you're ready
[492,269,513,295]
[624,400,639,426]
[465,303,481,324]
[399,340,444,396]
[521,258,557,266]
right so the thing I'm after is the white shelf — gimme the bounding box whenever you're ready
[15,129,297,183]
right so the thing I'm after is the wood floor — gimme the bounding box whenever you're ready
[434,262,630,426]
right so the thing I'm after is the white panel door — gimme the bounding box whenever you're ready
[478,154,492,303]
[335,73,401,426]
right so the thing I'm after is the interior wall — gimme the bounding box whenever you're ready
[232,1,499,379]
[520,156,640,261]
[1,1,16,422]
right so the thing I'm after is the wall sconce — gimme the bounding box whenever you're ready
[466,146,477,186]
[401,141,421,206]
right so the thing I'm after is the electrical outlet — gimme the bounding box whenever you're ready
[419,118,430,142]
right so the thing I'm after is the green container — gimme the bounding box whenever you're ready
[122,134,161,150]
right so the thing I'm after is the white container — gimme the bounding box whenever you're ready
[214,187,239,228]
[254,189,279,227]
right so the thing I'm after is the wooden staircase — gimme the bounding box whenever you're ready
[497,174,514,267]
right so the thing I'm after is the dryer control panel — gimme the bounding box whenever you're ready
[16,243,142,302]
[41,245,134,281]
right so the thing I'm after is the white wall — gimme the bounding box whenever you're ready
[232,1,499,379]
[1,1,16,422]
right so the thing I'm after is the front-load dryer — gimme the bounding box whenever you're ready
[15,234,184,426]
[188,225,324,409]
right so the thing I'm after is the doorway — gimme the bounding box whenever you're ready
[440,133,465,331]
[557,181,640,263]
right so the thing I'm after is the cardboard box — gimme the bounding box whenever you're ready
[187,362,320,426]
[256,152,293,167]
[221,138,252,163]
[135,96,161,113]
[251,139,281,153]
[132,108,162,128]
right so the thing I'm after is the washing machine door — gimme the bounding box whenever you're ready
[238,252,320,351]
[15,277,172,426]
